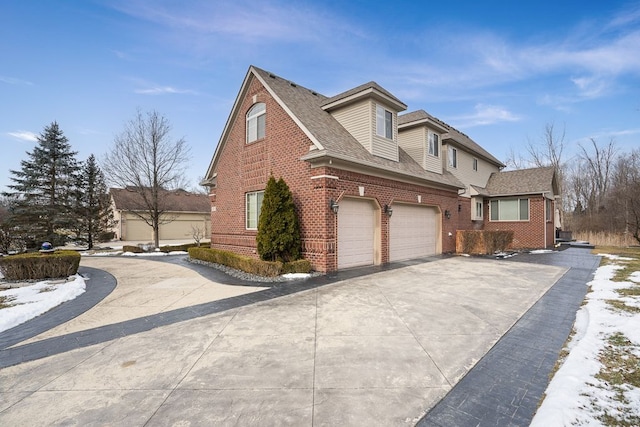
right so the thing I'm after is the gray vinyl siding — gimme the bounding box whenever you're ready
[331,99,372,153]
[370,101,399,162]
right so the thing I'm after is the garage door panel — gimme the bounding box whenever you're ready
[338,199,375,269]
[390,204,437,262]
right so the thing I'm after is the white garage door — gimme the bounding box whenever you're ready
[389,204,437,262]
[338,198,376,269]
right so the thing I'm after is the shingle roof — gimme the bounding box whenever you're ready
[399,110,505,168]
[250,66,464,190]
[110,187,210,213]
[485,166,558,196]
[321,81,407,110]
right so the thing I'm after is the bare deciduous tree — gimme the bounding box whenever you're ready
[103,109,191,248]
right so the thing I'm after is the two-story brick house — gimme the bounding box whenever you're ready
[202,66,558,272]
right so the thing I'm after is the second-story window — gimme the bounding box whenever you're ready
[376,105,393,139]
[428,132,439,157]
[473,158,478,171]
[246,103,266,143]
[448,146,457,168]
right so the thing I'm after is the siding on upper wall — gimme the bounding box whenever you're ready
[446,145,500,196]
[397,126,425,168]
[330,99,372,153]
[370,101,399,162]
[424,129,443,174]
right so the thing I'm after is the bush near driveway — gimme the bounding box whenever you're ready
[0,250,80,280]
[188,247,311,277]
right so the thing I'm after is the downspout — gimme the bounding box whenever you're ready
[542,193,547,248]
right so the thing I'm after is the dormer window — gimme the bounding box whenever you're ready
[376,105,393,139]
[448,146,458,168]
[246,103,266,143]
[428,132,439,157]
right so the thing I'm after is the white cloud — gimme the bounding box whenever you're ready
[451,104,521,128]
[134,85,197,95]
[7,131,38,142]
[0,75,34,86]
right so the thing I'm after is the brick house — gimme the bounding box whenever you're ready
[202,66,559,272]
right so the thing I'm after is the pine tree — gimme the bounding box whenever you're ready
[76,155,114,249]
[3,122,79,247]
[256,176,302,262]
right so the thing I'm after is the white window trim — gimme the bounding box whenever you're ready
[474,200,483,220]
[489,198,530,222]
[246,103,266,144]
[245,190,264,230]
[376,105,393,139]
[428,132,439,157]
[448,146,457,168]
[472,157,478,171]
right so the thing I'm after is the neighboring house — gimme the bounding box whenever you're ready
[110,187,211,241]
[202,65,559,272]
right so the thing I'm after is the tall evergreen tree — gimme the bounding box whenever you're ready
[75,155,114,249]
[256,176,302,262]
[3,122,79,246]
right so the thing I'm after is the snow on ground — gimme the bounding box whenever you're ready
[531,256,640,426]
[530,249,554,254]
[82,250,188,257]
[0,275,86,333]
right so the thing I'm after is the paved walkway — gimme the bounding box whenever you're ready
[0,248,598,426]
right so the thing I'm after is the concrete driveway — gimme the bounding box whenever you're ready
[0,255,567,426]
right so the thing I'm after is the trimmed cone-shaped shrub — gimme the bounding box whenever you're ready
[256,176,302,262]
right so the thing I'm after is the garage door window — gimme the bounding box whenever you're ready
[246,191,264,229]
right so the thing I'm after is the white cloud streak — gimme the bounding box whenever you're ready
[134,86,197,95]
[7,131,38,142]
[0,76,34,86]
[450,104,522,128]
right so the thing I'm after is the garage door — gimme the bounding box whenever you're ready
[338,198,376,269]
[389,204,437,262]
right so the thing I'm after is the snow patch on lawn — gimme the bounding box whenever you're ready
[282,273,312,280]
[532,258,640,426]
[0,275,86,333]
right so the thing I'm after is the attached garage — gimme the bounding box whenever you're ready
[389,204,438,262]
[337,198,377,269]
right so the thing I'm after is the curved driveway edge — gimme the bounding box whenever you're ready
[0,267,116,351]
[417,247,601,426]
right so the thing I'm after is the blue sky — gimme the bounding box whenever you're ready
[2,0,639,192]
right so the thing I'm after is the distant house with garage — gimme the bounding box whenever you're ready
[110,187,211,241]
[201,65,560,272]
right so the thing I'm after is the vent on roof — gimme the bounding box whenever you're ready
[268,73,276,78]
[311,91,318,96]
[290,82,297,87]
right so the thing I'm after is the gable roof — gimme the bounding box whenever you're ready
[398,109,449,133]
[204,65,465,191]
[110,187,210,213]
[485,166,558,196]
[321,81,407,111]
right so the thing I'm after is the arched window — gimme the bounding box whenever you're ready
[246,103,266,143]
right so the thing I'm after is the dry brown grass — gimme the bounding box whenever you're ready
[575,231,639,247]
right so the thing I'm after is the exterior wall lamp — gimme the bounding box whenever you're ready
[444,209,451,219]
[329,199,339,214]
[384,204,393,217]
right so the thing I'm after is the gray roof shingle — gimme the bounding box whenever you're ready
[251,66,464,189]
[485,166,558,196]
[110,188,210,213]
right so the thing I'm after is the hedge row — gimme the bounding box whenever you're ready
[188,247,311,277]
[0,250,81,280]
[456,230,514,255]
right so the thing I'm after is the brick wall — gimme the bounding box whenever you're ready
[209,74,461,272]
[483,195,554,249]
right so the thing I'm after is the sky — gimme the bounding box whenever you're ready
[2,0,639,192]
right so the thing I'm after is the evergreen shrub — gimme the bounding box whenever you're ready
[0,250,81,280]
